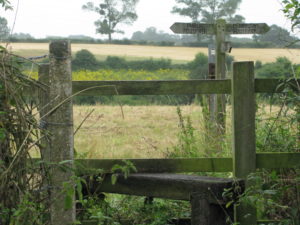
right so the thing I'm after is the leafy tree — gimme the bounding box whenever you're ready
[253,24,297,47]
[82,0,139,42]
[10,32,34,39]
[131,27,177,42]
[0,16,9,40]
[171,0,245,23]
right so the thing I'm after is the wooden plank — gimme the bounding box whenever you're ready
[96,173,242,204]
[76,158,233,173]
[170,22,215,34]
[25,79,300,97]
[257,153,300,169]
[226,23,270,34]
[255,78,300,93]
[38,64,50,161]
[232,61,257,224]
[72,79,231,96]
[215,19,227,135]
[232,62,256,178]
[75,153,300,174]
[170,22,269,35]
[190,193,230,225]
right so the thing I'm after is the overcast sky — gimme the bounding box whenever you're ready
[2,0,293,39]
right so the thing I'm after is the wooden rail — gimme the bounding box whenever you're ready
[29,78,300,96]
[76,153,300,173]
[71,78,299,95]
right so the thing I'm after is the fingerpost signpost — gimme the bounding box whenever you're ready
[170,20,270,225]
[171,20,269,134]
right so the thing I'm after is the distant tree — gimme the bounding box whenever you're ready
[0,17,9,40]
[82,0,139,42]
[171,0,245,24]
[68,35,94,40]
[131,27,177,42]
[11,32,34,39]
[253,24,297,47]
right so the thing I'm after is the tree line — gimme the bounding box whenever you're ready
[0,0,299,48]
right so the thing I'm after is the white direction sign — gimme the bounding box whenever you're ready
[170,23,270,34]
[170,23,215,35]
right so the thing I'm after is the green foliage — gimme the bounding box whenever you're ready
[79,195,190,225]
[111,160,137,185]
[105,56,128,70]
[253,25,298,47]
[0,0,12,10]
[0,46,49,224]
[71,53,174,71]
[282,0,300,31]
[256,57,294,78]
[256,75,300,153]
[82,0,139,42]
[72,49,99,71]
[9,194,47,225]
[166,107,201,158]
[127,58,172,71]
[187,52,208,79]
[238,169,300,224]
[187,52,234,79]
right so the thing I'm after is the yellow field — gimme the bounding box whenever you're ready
[5,42,300,64]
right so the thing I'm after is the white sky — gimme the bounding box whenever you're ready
[1,0,293,39]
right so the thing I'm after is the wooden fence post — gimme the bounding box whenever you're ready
[231,61,256,225]
[38,64,50,161]
[48,40,75,225]
[215,19,227,135]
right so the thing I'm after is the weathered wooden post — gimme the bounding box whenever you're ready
[47,40,75,225]
[232,61,256,225]
[208,44,217,125]
[215,19,227,134]
[38,64,50,161]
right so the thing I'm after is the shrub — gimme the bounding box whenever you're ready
[256,57,294,78]
[187,52,234,79]
[72,49,99,71]
[187,53,208,79]
[105,56,128,70]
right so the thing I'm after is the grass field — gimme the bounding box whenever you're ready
[5,42,300,64]
[74,105,203,159]
[73,104,236,159]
